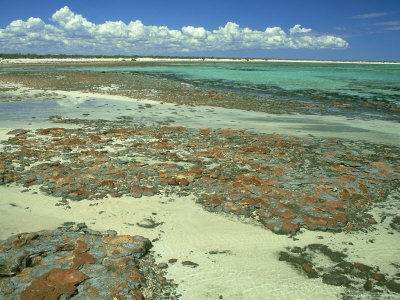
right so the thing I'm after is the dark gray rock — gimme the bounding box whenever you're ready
[386,280,400,293]
[182,261,199,268]
[322,273,350,286]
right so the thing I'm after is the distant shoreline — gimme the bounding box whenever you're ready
[1,57,400,65]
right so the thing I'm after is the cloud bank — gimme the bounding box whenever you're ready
[0,6,349,55]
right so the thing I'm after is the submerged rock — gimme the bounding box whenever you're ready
[322,272,350,286]
[182,261,199,268]
[279,243,400,297]
[390,216,400,233]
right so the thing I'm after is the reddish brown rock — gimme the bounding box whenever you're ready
[240,145,270,154]
[261,180,279,187]
[108,171,127,179]
[236,174,263,186]
[241,197,265,207]
[101,179,115,188]
[373,162,391,169]
[142,186,155,196]
[130,185,155,198]
[280,209,297,219]
[103,235,152,259]
[51,175,74,187]
[38,128,66,136]
[339,175,356,182]
[339,188,352,199]
[23,176,38,187]
[359,183,368,193]
[333,213,348,223]
[19,268,88,300]
[219,129,237,134]
[178,178,190,186]
[372,273,385,282]
[281,219,300,235]
[71,240,96,269]
[230,181,249,191]
[273,167,284,176]
[303,216,337,229]
[161,126,187,132]
[68,189,91,199]
[166,177,179,186]
[331,165,352,171]
[319,200,348,213]
[187,166,202,175]
[52,138,87,147]
[301,263,318,278]
[199,129,213,135]
[221,202,247,215]
[0,226,172,298]
[354,262,373,273]
[130,185,142,198]
[204,198,225,207]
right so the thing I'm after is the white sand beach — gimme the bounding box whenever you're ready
[1,57,399,65]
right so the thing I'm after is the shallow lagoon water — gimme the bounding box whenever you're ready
[61,62,400,108]
[1,90,399,146]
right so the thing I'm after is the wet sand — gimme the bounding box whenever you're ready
[1,84,399,146]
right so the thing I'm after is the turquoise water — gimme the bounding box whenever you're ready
[64,62,400,108]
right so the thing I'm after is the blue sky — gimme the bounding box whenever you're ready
[0,0,399,61]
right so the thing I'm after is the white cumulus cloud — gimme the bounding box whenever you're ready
[0,6,349,55]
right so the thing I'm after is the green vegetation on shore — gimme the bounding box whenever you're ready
[0,53,253,60]
[0,53,139,59]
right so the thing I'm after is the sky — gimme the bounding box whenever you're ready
[0,0,399,61]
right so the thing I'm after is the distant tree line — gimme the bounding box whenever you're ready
[0,53,141,59]
[2,54,393,63]
[0,53,262,60]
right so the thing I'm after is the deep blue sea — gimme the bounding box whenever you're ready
[64,62,400,108]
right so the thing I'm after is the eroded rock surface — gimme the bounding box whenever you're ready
[0,223,178,299]
[1,120,399,236]
[279,244,400,297]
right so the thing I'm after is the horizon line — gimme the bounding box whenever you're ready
[0,53,399,64]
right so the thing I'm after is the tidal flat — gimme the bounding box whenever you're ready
[0,65,400,299]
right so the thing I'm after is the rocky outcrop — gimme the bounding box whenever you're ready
[1,122,399,236]
[279,243,400,297]
[0,223,177,299]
